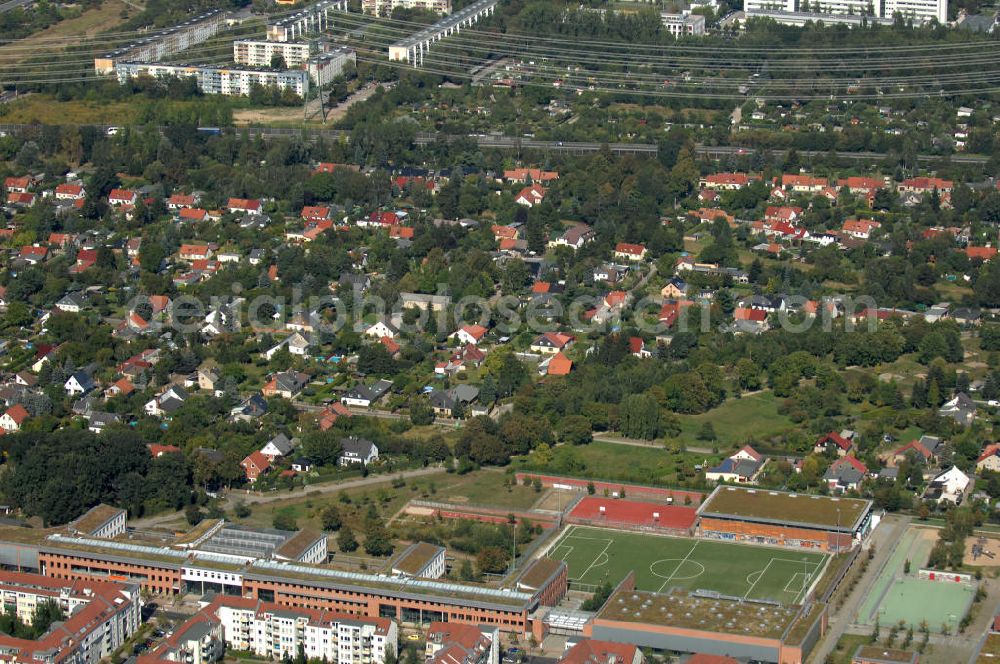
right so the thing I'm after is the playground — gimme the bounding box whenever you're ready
[965,534,1000,567]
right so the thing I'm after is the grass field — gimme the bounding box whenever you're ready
[673,391,796,447]
[549,525,827,604]
[0,0,135,65]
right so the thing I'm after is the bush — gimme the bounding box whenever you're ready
[233,501,251,519]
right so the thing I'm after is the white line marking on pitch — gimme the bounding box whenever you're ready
[657,541,699,593]
[745,558,774,600]
[579,540,614,581]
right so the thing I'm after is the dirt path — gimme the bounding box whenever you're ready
[233,82,383,126]
[130,466,449,529]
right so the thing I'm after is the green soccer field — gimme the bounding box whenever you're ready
[548,525,829,604]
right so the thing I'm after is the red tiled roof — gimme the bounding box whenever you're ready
[547,352,572,376]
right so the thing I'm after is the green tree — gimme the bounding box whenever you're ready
[321,505,342,531]
[337,526,358,552]
[363,515,394,556]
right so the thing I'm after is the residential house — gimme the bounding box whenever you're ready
[318,402,352,430]
[781,174,828,193]
[262,371,309,400]
[613,243,647,262]
[515,185,546,207]
[399,292,451,312]
[179,244,213,261]
[364,320,398,340]
[629,337,652,359]
[504,168,559,184]
[103,378,135,400]
[230,394,268,422]
[898,177,953,194]
[64,371,96,396]
[425,622,498,664]
[4,176,32,193]
[814,431,854,457]
[924,466,970,504]
[699,173,753,190]
[261,433,295,461]
[824,456,868,493]
[341,380,393,408]
[107,189,137,207]
[939,393,976,427]
[893,435,945,465]
[241,451,271,483]
[198,366,221,392]
[19,245,48,265]
[86,411,121,434]
[167,193,199,209]
[558,640,641,664]
[705,445,764,484]
[0,404,29,432]
[548,224,594,250]
[55,292,87,313]
[54,183,86,200]
[660,277,689,299]
[542,352,573,376]
[841,219,881,241]
[733,307,768,332]
[530,332,575,355]
[227,198,263,215]
[291,458,313,473]
[977,443,1000,473]
[429,385,479,418]
[451,324,488,346]
[145,386,189,417]
[339,437,378,466]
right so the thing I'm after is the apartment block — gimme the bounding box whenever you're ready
[660,12,706,36]
[95,10,226,74]
[743,0,945,23]
[0,572,142,664]
[363,0,452,17]
[307,47,357,86]
[213,598,397,663]
[234,40,314,67]
[115,62,310,97]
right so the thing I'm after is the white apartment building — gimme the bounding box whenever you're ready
[116,62,310,97]
[234,40,314,67]
[363,0,451,16]
[214,600,397,663]
[0,573,142,664]
[661,12,707,35]
[307,47,357,86]
[744,0,945,23]
[884,0,947,23]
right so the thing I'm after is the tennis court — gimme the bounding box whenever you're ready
[548,525,828,604]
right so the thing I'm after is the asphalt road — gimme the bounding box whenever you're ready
[0,0,32,13]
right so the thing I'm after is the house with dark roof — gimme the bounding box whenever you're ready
[341,379,393,408]
[262,371,309,399]
[824,456,868,493]
[338,437,378,466]
[939,392,976,427]
[261,433,295,460]
[705,446,765,484]
[429,385,479,418]
[230,394,268,422]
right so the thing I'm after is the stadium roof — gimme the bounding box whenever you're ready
[698,486,871,533]
[597,588,800,639]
